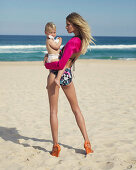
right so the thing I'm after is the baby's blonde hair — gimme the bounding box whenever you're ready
[66,12,94,54]
[45,22,56,32]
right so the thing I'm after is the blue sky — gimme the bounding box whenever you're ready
[0,0,136,36]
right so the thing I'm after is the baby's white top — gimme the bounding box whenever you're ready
[48,35,59,43]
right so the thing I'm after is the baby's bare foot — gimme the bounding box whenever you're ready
[55,79,60,88]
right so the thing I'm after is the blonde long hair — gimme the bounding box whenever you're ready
[66,12,94,55]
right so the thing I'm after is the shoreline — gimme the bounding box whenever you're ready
[0,59,136,65]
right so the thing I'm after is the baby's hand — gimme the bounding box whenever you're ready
[57,37,62,41]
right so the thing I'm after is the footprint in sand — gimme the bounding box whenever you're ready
[104,162,114,170]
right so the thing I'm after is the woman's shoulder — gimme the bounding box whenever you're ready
[64,36,81,53]
[71,36,82,42]
[67,36,82,46]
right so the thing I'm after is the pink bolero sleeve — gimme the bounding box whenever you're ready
[45,37,81,70]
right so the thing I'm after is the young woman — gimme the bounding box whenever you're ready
[44,12,94,157]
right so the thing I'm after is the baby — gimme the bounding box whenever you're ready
[44,22,66,88]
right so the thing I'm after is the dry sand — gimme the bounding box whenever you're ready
[0,60,136,170]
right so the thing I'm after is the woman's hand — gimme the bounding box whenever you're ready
[43,54,48,65]
[66,59,73,68]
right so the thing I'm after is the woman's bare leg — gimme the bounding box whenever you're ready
[47,73,60,145]
[61,82,90,142]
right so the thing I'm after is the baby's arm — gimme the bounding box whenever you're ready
[49,37,62,50]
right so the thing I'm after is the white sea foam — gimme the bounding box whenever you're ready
[0,44,136,52]
[0,45,45,49]
[89,44,136,49]
[118,58,136,60]
[42,51,48,54]
[0,45,64,49]
[0,50,41,54]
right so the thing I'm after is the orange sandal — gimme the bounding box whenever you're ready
[50,144,61,157]
[84,141,93,154]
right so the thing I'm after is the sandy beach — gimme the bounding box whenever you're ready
[0,59,136,170]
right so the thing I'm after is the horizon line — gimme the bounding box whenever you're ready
[0,34,136,38]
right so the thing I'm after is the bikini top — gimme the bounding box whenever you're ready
[45,36,82,70]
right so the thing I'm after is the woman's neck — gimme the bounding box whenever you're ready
[73,29,80,37]
[73,33,82,40]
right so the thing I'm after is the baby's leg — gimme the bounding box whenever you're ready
[55,66,66,87]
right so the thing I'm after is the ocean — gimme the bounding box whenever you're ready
[0,35,136,61]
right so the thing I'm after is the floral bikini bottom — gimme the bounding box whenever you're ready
[50,68,72,86]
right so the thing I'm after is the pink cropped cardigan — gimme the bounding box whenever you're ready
[45,37,81,70]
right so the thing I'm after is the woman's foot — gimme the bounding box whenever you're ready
[84,141,93,154]
[50,144,61,157]
[54,79,60,88]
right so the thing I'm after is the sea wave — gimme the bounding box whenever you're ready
[0,50,45,54]
[0,45,45,49]
[0,44,136,50]
[88,44,136,49]
[118,58,136,60]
